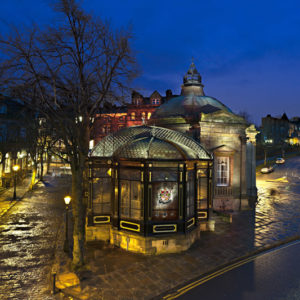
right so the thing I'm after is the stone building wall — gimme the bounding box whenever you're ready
[199,111,250,211]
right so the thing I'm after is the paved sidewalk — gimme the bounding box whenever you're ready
[0,175,32,219]
[53,156,300,300]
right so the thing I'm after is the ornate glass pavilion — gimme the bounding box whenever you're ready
[86,125,213,254]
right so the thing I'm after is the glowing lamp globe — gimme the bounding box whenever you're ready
[13,165,20,172]
[64,196,72,205]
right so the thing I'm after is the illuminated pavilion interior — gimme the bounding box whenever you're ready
[86,126,213,254]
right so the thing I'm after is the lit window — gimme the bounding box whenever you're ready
[152,99,160,105]
[147,112,152,119]
[216,157,230,186]
[133,98,141,105]
[131,112,135,120]
[142,112,146,119]
[89,140,94,150]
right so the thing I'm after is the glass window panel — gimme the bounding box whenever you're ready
[197,177,208,210]
[120,180,130,218]
[120,168,140,180]
[152,169,177,182]
[152,162,178,168]
[152,182,178,221]
[93,178,111,214]
[130,181,143,220]
[93,167,111,178]
[186,170,195,217]
[216,157,230,186]
[120,178,143,220]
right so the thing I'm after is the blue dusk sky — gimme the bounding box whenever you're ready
[1,0,300,125]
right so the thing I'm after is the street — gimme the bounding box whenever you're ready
[162,156,300,300]
[0,175,70,299]
[173,240,300,300]
[255,156,300,247]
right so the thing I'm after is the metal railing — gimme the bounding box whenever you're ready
[214,186,232,197]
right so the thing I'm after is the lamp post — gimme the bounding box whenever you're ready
[64,195,72,253]
[12,164,20,200]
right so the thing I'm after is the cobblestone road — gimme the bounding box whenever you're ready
[0,175,70,300]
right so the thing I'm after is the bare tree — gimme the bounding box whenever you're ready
[0,0,137,268]
[237,110,252,124]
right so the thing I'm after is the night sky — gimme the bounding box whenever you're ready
[1,0,300,125]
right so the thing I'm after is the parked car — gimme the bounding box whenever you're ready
[261,166,274,174]
[276,158,285,164]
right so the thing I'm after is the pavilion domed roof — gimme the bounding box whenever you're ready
[150,94,232,121]
[90,125,211,160]
[150,62,232,124]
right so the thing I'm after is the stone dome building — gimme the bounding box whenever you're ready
[149,63,258,211]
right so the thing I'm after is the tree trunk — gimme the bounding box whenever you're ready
[40,153,44,181]
[46,150,51,174]
[0,156,6,186]
[30,163,37,190]
[71,163,85,269]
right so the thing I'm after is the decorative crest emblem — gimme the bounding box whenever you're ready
[159,188,172,204]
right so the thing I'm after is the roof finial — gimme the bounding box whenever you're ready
[183,60,202,86]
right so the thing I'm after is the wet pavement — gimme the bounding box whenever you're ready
[0,175,70,300]
[2,156,300,299]
[54,155,300,300]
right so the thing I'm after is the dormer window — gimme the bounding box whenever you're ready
[133,98,142,105]
[152,99,160,105]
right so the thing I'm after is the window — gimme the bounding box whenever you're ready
[216,157,230,186]
[152,168,178,221]
[197,168,208,210]
[133,98,140,105]
[89,140,94,150]
[186,168,195,217]
[93,168,111,214]
[120,169,143,220]
[131,112,135,120]
[104,126,111,134]
[152,99,160,105]
[147,112,152,119]
[141,112,146,123]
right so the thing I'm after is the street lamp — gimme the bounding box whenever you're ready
[64,195,72,253]
[12,164,20,200]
